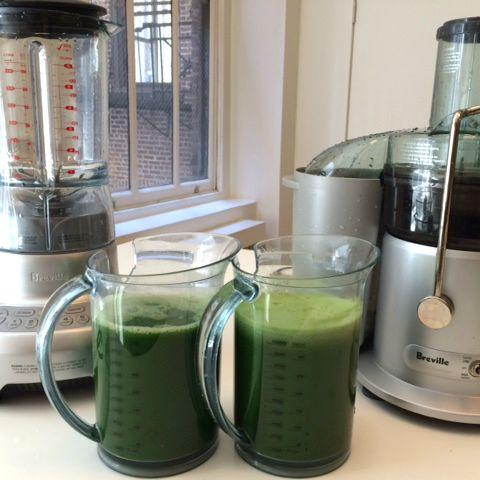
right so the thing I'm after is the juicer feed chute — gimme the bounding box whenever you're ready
[430,18,480,133]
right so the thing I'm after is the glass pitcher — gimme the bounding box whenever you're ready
[198,235,379,477]
[36,233,241,477]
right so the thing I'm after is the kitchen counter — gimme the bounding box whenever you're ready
[0,247,479,480]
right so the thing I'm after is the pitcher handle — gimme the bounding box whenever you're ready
[36,275,100,442]
[197,276,259,445]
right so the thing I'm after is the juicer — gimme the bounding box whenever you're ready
[0,1,117,393]
[284,17,480,423]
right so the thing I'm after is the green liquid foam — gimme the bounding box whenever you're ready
[235,292,362,464]
[93,296,216,463]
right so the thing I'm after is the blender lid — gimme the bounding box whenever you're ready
[437,17,480,42]
[0,0,106,17]
[0,0,109,34]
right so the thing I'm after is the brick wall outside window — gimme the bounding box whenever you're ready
[95,0,209,193]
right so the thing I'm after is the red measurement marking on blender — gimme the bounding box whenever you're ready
[4,68,27,74]
[57,43,72,52]
[50,40,80,165]
[6,47,47,163]
[6,86,29,92]
[53,63,74,69]
[1,45,35,164]
[7,103,30,110]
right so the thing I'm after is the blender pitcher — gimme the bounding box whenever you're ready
[36,233,241,477]
[0,0,119,253]
[198,235,379,477]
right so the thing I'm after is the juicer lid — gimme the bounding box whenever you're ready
[437,17,480,42]
[303,131,396,179]
[0,0,111,35]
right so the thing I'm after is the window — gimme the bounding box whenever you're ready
[95,0,215,209]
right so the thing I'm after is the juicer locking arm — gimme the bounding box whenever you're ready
[418,106,480,329]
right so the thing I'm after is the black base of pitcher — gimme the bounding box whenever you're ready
[235,443,350,478]
[97,440,218,478]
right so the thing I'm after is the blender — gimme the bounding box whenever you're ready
[0,1,118,393]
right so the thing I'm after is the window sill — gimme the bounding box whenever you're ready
[115,198,265,247]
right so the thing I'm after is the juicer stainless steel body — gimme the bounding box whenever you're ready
[358,234,480,423]
[282,169,382,244]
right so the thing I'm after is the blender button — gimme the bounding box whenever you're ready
[66,305,86,314]
[15,309,35,317]
[469,361,480,377]
[76,314,90,325]
[7,318,22,329]
[25,318,39,329]
[60,316,74,327]
[0,315,7,325]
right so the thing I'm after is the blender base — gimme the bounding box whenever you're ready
[358,349,480,424]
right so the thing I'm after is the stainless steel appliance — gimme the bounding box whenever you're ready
[284,17,480,423]
[0,1,117,393]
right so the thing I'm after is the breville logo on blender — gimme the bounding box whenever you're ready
[416,351,450,366]
[31,272,67,283]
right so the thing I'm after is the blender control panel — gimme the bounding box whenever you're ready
[0,303,90,332]
[404,344,480,380]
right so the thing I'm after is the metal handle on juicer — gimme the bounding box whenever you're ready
[418,106,480,329]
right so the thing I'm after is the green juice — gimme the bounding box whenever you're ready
[93,296,216,463]
[235,292,362,464]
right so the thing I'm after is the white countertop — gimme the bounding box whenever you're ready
[1,248,479,480]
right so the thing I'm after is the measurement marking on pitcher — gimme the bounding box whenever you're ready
[261,336,310,458]
[269,409,283,416]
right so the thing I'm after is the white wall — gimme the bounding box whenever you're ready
[294,0,480,168]
[295,0,355,169]
[228,0,299,237]
[348,0,480,138]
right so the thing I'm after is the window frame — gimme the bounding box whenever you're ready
[112,0,224,211]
